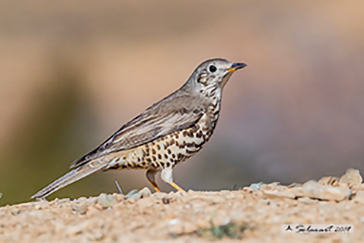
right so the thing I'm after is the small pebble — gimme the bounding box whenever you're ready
[297,197,318,204]
[139,187,152,198]
[125,189,139,199]
[270,182,281,185]
[287,182,301,188]
[97,193,118,208]
[169,218,179,225]
[339,168,363,193]
[72,204,88,214]
[262,190,296,199]
[249,183,262,190]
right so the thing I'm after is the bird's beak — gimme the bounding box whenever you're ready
[226,63,247,73]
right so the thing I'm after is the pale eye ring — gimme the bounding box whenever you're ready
[209,65,217,73]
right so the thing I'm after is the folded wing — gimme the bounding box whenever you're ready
[71,90,205,168]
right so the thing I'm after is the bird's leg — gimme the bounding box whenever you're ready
[146,169,161,192]
[161,167,186,192]
[169,182,185,192]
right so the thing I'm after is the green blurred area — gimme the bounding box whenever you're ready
[0,61,90,204]
[1,1,364,205]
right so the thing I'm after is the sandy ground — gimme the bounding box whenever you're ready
[1,169,363,242]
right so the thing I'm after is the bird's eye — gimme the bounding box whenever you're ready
[209,65,217,73]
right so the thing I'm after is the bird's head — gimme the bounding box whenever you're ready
[185,58,247,99]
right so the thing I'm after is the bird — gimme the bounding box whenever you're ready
[31,58,247,199]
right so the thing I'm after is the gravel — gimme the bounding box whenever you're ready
[0,168,363,242]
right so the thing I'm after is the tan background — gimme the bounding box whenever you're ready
[1,0,364,205]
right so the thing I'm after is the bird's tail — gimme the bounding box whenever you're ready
[31,160,107,199]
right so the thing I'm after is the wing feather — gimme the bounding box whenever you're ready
[71,90,205,168]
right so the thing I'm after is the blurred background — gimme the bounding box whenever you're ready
[1,0,364,205]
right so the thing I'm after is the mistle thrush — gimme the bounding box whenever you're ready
[32,58,247,198]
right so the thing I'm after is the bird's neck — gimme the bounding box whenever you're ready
[205,88,222,131]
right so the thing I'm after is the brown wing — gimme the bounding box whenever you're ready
[70,90,205,168]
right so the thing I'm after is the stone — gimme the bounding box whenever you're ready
[249,183,262,190]
[139,187,152,198]
[297,197,318,204]
[72,204,88,214]
[126,187,152,200]
[112,193,125,202]
[125,189,139,199]
[301,180,321,198]
[287,182,301,188]
[262,190,296,199]
[301,180,351,201]
[97,193,118,208]
[339,168,363,193]
[287,187,304,198]
[353,190,364,204]
[318,176,340,187]
[86,231,104,241]
[320,186,351,201]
